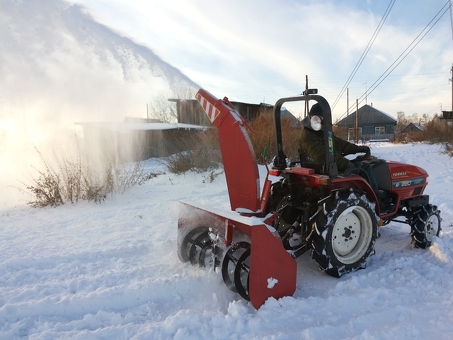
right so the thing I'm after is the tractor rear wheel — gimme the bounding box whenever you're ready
[410,204,441,249]
[312,189,378,278]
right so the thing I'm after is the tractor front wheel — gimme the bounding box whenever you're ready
[312,189,378,278]
[410,204,441,249]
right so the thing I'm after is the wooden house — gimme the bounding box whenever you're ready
[75,98,297,162]
[335,104,397,141]
[441,110,453,126]
[169,98,273,125]
[402,122,424,134]
[75,119,206,162]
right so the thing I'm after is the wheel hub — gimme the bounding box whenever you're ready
[342,226,354,239]
[330,205,374,264]
[332,213,360,256]
[426,214,440,239]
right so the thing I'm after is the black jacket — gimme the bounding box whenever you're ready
[298,128,363,172]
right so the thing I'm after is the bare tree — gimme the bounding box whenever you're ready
[396,111,410,134]
[147,87,198,123]
[148,92,177,123]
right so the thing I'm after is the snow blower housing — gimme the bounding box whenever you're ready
[177,88,441,309]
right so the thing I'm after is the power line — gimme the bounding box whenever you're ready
[336,0,453,122]
[331,0,396,111]
[450,0,453,43]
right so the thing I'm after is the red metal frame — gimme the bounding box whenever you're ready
[181,88,431,308]
[387,161,428,200]
[178,201,296,309]
[188,89,297,308]
[196,89,261,213]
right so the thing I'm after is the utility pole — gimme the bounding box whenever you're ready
[355,99,359,144]
[305,75,309,118]
[347,88,349,116]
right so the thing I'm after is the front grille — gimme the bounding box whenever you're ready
[412,186,422,196]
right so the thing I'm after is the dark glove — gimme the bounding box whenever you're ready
[354,146,371,162]
[357,146,370,154]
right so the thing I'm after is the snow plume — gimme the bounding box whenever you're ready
[0,0,199,207]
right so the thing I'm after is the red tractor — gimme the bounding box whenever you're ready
[177,88,441,308]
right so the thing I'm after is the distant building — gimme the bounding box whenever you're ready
[169,98,274,125]
[335,104,397,141]
[75,119,206,161]
[441,110,453,126]
[402,122,424,134]
[168,98,298,126]
[280,108,300,127]
[75,99,299,162]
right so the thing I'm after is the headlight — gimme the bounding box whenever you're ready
[310,115,323,131]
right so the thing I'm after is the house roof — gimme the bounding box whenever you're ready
[402,122,424,133]
[168,98,300,126]
[336,104,396,127]
[75,121,207,132]
[280,108,300,127]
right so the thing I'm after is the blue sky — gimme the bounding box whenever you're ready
[71,0,453,120]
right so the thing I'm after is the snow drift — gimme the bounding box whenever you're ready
[0,143,452,339]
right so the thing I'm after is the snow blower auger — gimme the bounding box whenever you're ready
[177,89,297,309]
[177,88,441,309]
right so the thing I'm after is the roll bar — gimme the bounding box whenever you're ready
[273,94,338,178]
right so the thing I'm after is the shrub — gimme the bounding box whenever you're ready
[391,116,453,156]
[248,111,301,164]
[164,128,222,174]
[164,110,302,173]
[24,135,152,208]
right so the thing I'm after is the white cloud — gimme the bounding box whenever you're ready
[375,55,387,63]
[70,0,452,118]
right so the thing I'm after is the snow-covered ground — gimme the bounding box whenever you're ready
[1,142,452,339]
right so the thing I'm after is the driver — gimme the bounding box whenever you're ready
[299,103,379,193]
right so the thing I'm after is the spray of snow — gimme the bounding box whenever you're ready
[0,0,198,208]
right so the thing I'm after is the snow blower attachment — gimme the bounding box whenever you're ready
[177,88,441,309]
[177,89,297,308]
